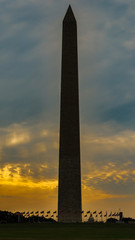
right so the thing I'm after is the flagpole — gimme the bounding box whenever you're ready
[81,211,84,222]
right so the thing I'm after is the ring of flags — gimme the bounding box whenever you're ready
[80,210,120,222]
[20,210,120,222]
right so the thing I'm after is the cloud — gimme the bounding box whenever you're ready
[82,161,135,194]
[75,0,135,134]
[81,127,135,196]
[0,123,31,148]
[0,0,135,217]
[82,184,128,203]
[0,0,62,127]
[102,101,135,126]
[0,163,57,189]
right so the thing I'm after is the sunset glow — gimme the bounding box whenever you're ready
[0,0,135,219]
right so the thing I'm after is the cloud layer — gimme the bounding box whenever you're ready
[0,0,135,217]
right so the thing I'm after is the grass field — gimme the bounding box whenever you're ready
[0,223,135,240]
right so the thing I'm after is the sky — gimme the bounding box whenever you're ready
[0,0,135,219]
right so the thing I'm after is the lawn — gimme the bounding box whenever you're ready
[0,223,135,240]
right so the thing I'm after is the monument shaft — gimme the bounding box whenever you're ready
[58,6,82,223]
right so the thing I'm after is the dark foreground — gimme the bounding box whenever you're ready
[0,223,135,240]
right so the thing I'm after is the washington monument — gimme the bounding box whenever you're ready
[58,5,82,223]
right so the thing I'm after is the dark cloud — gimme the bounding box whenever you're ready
[0,0,61,127]
[0,0,135,215]
[90,179,135,195]
[102,101,135,125]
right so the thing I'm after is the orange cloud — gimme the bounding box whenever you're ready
[0,123,31,147]
[0,164,57,190]
[82,129,135,150]
[0,162,130,210]
[82,161,135,184]
[82,184,128,203]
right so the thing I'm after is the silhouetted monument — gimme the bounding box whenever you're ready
[58,5,82,223]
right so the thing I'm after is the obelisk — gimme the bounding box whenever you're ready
[58,5,82,223]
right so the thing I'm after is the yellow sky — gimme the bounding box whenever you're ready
[0,123,135,219]
[0,162,134,218]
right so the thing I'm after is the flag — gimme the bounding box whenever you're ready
[104,211,107,217]
[99,211,102,214]
[93,211,96,214]
[47,211,50,214]
[40,211,44,214]
[108,212,112,217]
[87,211,90,214]
[53,211,57,214]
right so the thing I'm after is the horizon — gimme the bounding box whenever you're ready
[0,0,135,219]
